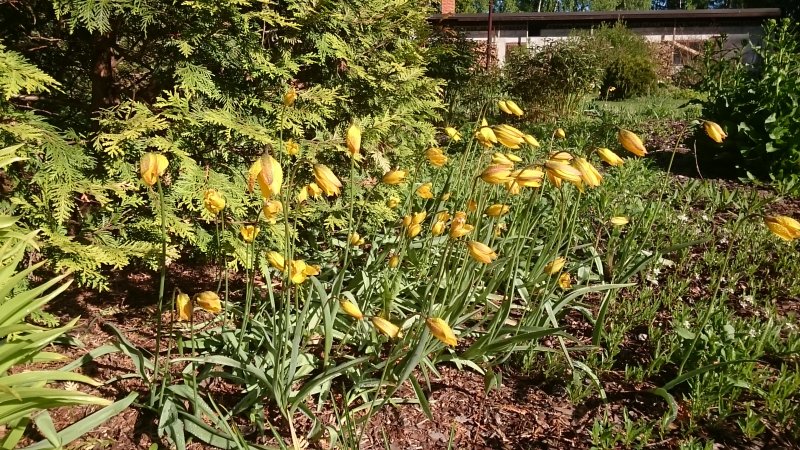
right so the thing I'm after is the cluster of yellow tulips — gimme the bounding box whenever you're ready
[138,86,794,351]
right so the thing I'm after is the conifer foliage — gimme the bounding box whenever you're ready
[0,0,443,287]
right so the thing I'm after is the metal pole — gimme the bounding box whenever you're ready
[486,0,494,70]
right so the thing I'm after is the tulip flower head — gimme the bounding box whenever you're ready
[764,215,800,241]
[240,225,259,243]
[267,251,285,271]
[480,164,513,185]
[573,157,602,188]
[382,169,408,185]
[544,257,566,275]
[485,204,510,217]
[203,189,225,215]
[597,147,624,166]
[339,299,364,320]
[467,241,498,264]
[610,216,629,227]
[256,154,284,199]
[618,129,647,157]
[505,100,524,116]
[195,291,222,314]
[140,152,169,187]
[346,124,361,157]
[313,164,342,196]
[283,86,297,107]
[703,120,727,144]
[445,127,462,142]
[426,317,458,347]
[371,316,400,338]
[262,200,283,222]
[416,182,434,199]
[426,147,448,167]
[558,273,572,290]
[176,292,192,321]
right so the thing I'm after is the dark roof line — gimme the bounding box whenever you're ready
[429,8,782,25]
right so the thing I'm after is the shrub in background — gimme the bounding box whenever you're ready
[695,19,800,184]
[504,37,604,120]
[592,23,659,99]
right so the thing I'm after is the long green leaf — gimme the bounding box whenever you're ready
[22,393,138,450]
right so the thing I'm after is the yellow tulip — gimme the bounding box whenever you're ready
[313,164,342,196]
[307,182,323,198]
[339,299,364,320]
[573,157,602,188]
[426,147,448,167]
[416,182,434,199]
[348,232,365,247]
[346,124,361,157]
[240,225,259,243]
[247,159,261,193]
[703,120,727,144]
[479,119,498,144]
[176,292,191,321]
[256,154,284,199]
[545,160,583,185]
[558,273,572,290]
[523,134,540,147]
[402,214,412,228]
[140,152,169,187]
[388,254,400,268]
[371,316,400,339]
[284,139,299,156]
[283,86,297,107]
[262,200,283,222]
[618,129,647,157]
[549,151,573,161]
[466,199,477,212]
[431,211,449,237]
[445,127,462,142]
[450,221,474,239]
[544,257,566,275]
[515,166,544,188]
[203,189,225,215]
[289,259,319,284]
[485,204,510,217]
[491,152,515,167]
[505,179,521,195]
[267,251,285,271]
[493,126,524,149]
[426,317,457,347]
[597,147,624,166]
[498,100,513,115]
[296,186,308,203]
[406,223,422,238]
[764,215,800,241]
[382,169,408,185]
[506,100,524,116]
[555,128,566,139]
[412,211,427,225]
[195,291,221,314]
[431,220,446,236]
[480,164,513,185]
[467,241,498,264]
[610,216,629,227]
[386,196,400,209]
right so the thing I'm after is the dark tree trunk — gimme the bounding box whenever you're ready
[90,31,119,114]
